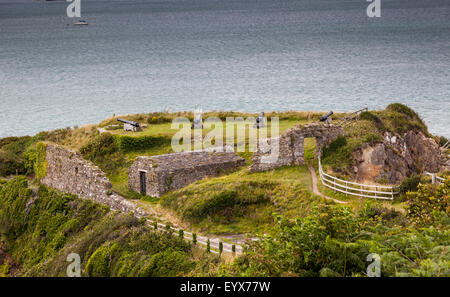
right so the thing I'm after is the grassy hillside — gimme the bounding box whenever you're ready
[0,104,448,277]
[0,177,221,276]
[320,103,440,177]
[160,166,317,235]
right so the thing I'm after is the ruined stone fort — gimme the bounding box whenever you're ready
[251,123,345,172]
[40,123,345,204]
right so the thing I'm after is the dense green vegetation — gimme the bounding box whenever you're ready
[0,136,33,176]
[79,133,127,175]
[226,180,449,277]
[114,134,171,153]
[0,177,220,276]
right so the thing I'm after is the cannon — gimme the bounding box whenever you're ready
[117,118,142,132]
[254,112,266,128]
[319,111,333,122]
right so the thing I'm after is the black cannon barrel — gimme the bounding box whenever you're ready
[319,111,333,122]
[117,118,140,127]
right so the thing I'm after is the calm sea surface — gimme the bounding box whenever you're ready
[0,0,449,137]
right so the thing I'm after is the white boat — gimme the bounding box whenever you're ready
[74,20,88,25]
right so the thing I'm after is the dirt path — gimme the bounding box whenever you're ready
[307,164,347,204]
[134,201,245,255]
[129,163,349,253]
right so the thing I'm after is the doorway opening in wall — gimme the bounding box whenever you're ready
[139,171,146,195]
[304,137,316,163]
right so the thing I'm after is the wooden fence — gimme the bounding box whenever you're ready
[424,172,446,185]
[442,140,449,150]
[335,107,368,127]
[318,156,398,200]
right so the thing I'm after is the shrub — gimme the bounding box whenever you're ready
[0,136,34,177]
[0,151,25,177]
[0,136,32,155]
[85,243,116,277]
[80,133,125,174]
[386,103,418,118]
[406,180,449,226]
[322,136,347,156]
[139,249,193,277]
[113,135,170,153]
[146,113,172,124]
[34,142,47,181]
[359,111,385,132]
[385,103,428,135]
[398,175,421,195]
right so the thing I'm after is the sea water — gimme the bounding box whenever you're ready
[0,0,449,137]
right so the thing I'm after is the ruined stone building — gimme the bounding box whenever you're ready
[41,143,146,217]
[128,151,245,197]
[251,123,345,172]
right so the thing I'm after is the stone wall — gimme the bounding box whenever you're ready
[41,143,146,218]
[129,151,245,197]
[251,123,345,172]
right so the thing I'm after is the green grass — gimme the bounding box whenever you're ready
[100,118,313,203]
[304,137,316,161]
[158,165,321,235]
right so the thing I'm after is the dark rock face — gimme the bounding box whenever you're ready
[352,131,443,184]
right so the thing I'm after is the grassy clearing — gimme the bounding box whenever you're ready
[85,117,312,204]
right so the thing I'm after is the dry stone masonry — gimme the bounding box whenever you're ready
[251,123,345,172]
[41,143,146,218]
[128,151,245,197]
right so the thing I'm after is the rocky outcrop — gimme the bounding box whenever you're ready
[251,123,345,172]
[352,130,443,184]
[41,144,147,218]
